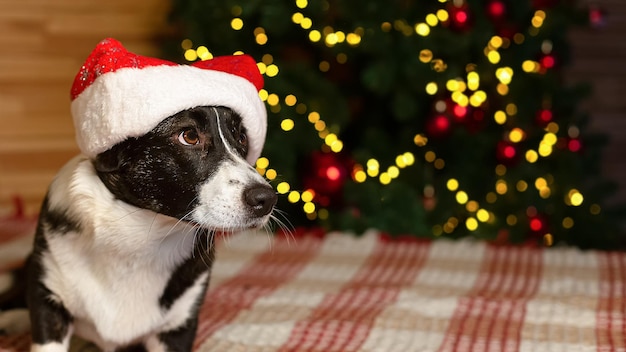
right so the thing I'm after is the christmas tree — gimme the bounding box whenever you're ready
[166,0,624,249]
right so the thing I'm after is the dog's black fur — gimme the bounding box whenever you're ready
[0,106,276,351]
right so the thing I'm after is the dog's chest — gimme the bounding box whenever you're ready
[41,229,210,347]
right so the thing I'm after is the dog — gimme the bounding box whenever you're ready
[0,105,277,351]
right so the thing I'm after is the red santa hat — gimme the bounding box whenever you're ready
[70,38,267,165]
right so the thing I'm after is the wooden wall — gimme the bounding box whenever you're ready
[0,0,172,215]
[0,0,625,215]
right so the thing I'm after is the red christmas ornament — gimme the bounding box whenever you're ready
[540,54,556,69]
[452,104,468,122]
[426,114,452,138]
[445,2,473,32]
[535,109,553,127]
[589,5,607,28]
[568,138,582,153]
[302,151,350,207]
[487,0,506,19]
[527,213,549,239]
[496,140,520,165]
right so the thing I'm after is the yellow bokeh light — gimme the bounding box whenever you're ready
[301,190,314,202]
[535,177,547,190]
[543,133,558,146]
[281,119,295,131]
[494,110,507,125]
[196,46,212,61]
[379,172,392,185]
[184,49,198,62]
[434,158,445,169]
[506,103,518,116]
[496,67,514,85]
[319,61,330,72]
[446,79,460,92]
[354,170,367,183]
[526,150,538,163]
[256,33,268,45]
[568,189,584,206]
[487,51,501,64]
[447,178,459,191]
[517,180,528,192]
[300,17,312,29]
[456,191,468,204]
[419,49,433,63]
[509,128,525,143]
[522,60,540,73]
[330,140,343,153]
[314,120,326,131]
[309,30,322,42]
[490,36,503,49]
[288,191,300,203]
[303,202,315,213]
[477,209,490,222]
[506,214,517,226]
[388,166,400,178]
[277,182,290,194]
[562,217,574,229]
[256,157,269,169]
[425,151,436,163]
[496,180,508,195]
[414,134,428,146]
[466,201,479,212]
[346,33,361,46]
[425,82,438,95]
[403,152,415,166]
[267,94,280,106]
[467,71,479,91]
[266,64,279,77]
[231,18,244,30]
[284,94,297,106]
[292,12,304,24]
[466,217,479,231]
[538,143,552,157]
[496,83,509,96]
[265,169,277,180]
[181,39,193,50]
[436,9,449,22]
[425,14,439,26]
[495,164,507,176]
[296,0,308,9]
[415,23,430,36]
[308,112,320,123]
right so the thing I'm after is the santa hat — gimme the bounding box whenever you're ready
[70,38,267,165]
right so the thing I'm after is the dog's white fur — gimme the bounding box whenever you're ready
[32,132,269,350]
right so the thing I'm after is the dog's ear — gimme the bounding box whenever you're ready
[93,147,124,173]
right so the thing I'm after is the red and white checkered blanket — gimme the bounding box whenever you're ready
[0,217,624,351]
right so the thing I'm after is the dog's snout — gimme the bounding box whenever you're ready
[243,185,277,217]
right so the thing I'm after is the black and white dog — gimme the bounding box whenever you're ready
[0,105,276,351]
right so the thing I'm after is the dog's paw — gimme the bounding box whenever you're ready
[0,308,30,335]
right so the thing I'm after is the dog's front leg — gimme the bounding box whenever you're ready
[27,262,74,352]
[28,285,74,352]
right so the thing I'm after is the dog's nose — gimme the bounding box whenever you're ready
[243,185,277,217]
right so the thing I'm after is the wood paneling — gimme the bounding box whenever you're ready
[0,0,171,215]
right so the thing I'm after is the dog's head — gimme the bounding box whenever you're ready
[92,106,276,230]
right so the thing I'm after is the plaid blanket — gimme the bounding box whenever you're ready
[0,218,623,352]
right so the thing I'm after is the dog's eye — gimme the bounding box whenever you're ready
[178,129,200,146]
[238,132,247,146]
